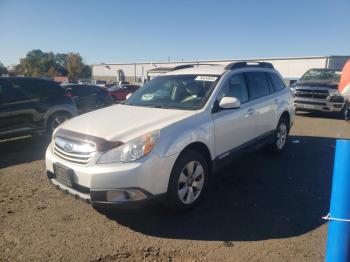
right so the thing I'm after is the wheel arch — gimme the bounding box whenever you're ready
[177,141,213,175]
[280,111,291,129]
[44,108,74,129]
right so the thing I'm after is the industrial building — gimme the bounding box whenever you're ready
[92,55,350,85]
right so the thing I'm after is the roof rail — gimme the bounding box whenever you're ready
[224,61,274,70]
[170,63,217,71]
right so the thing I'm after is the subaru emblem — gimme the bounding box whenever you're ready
[64,143,73,152]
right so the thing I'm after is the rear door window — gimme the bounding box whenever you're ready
[245,72,270,99]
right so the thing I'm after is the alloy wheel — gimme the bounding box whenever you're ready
[276,122,287,150]
[177,161,204,204]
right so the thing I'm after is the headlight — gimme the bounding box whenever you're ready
[97,130,160,164]
[290,87,296,93]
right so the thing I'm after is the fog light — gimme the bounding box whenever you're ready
[106,189,147,202]
[328,96,345,103]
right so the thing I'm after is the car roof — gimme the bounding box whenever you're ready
[162,64,277,76]
[163,65,227,76]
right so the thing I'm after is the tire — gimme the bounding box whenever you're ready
[341,101,350,121]
[269,116,289,153]
[46,112,71,134]
[166,150,209,212]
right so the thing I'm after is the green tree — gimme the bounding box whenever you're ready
[16,49,57,77]
[13,49,90,79]
[66,53,84,80]
[80,65,92,78]
[0,61,8,75]
[54,53,68,76]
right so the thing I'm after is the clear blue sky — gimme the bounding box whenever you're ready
[0,0,349,66]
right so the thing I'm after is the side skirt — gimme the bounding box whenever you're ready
[212,130,275,173]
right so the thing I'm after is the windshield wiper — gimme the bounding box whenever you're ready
[123,103,177,109]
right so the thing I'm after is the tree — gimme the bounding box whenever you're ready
[0,61,8,75]
[12,49,90,79]
[54,53,68,76]
[80,65,92,78]
[15,49,56,77]
[66,53,84,80]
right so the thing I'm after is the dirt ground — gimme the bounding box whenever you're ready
[1,113,350,262]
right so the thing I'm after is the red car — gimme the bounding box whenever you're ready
[107,84,139,102]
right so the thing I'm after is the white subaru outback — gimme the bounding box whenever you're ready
[45,62,294,211]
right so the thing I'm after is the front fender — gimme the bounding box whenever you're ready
[154,113,215,160]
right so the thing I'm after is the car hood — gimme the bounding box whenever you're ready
[57,104,197,142]
[293,80,338,89]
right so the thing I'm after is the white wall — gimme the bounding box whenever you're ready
[92,56,350,82]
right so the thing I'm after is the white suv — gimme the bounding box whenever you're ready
[45,62,294,211]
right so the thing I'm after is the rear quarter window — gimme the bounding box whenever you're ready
[45,81,68,96]
[269,73,286,92]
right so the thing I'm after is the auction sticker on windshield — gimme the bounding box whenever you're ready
[141,94,154,101]
[195,76,218,82]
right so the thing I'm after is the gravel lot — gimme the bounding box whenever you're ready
[1,113,349,262]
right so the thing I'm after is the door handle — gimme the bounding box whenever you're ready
[246,108,255,116]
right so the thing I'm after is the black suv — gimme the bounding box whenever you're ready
[0,77,77,139]
[64,84,113,114]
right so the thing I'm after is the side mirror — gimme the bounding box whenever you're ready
[219,97,240,109]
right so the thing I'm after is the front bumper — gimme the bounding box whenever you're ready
[47,173,165,208]
[45,144,178,208]
[294,97,345,113]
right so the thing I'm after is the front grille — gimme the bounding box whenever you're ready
[294,100,326,106]
[53,137,96,165]
[294,89,330,99]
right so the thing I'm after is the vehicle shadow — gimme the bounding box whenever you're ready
[0,135,50,169]
[297,111,344,120]
[100,135,336,241]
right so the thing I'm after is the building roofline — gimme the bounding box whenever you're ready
[91,55,350,66]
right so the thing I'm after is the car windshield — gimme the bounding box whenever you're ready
[124,74,220,110]
[300,69,341,82]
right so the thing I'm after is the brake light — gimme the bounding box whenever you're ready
[64,93,72,98]
[107,91,112,97]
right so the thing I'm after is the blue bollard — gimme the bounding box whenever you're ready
[326,139,350,262]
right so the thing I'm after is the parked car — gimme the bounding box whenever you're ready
[64,85,113,114]
[290,68,346,117]
[91,80,108,88]
[106,81,130,89]
[45,62,294,212]
[0,77,77,139]
[338,59,350,120]
[107,84,139,102]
